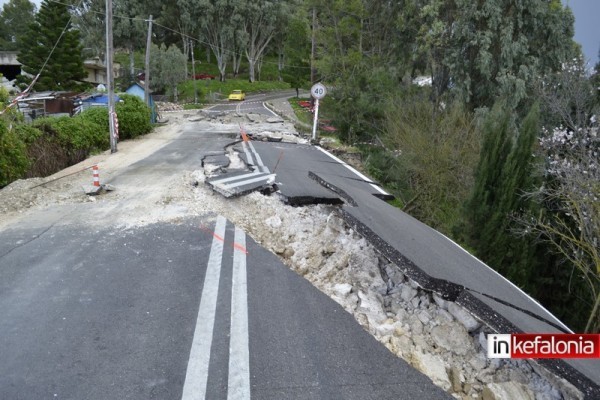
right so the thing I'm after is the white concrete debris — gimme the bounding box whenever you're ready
[195,186,578,400]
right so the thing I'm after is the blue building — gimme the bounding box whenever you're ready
[125,82,157,123]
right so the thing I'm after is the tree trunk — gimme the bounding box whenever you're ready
[278,51,284,81]
[181,35,189,78]
[248,58,255,83]
[233,52,242,77]
[217,53,227,82]
[129,46,135,76]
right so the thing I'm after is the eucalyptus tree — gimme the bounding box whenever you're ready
[0,0,36,51]
[196,0,240,81]
[112,0,163,76]
[161,0,202,77]
[420,0,576,109]
[281,8,311,94]
[72,0,106,60]
[238,0,288,82]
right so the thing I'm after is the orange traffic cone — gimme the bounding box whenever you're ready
[92,165,100,187]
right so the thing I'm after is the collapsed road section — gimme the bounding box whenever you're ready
[201,134,600,398]
[204,140,275,198]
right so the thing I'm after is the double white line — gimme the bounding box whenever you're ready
[181,216,250,400]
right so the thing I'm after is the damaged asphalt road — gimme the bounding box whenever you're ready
[208,137,600,396]
[0,119,451,400]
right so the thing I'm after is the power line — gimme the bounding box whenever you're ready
[1,0,85,119]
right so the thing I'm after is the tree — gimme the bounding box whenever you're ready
[17,0,86,91]
[149,43,187,100]
[312,0,423,143]
[72,0,106,60]
[519,58,600,332]
[421,0,577,109]
[281,9,311,95]
[466,101,543,286]
[112,0,162,76]
[197,0,240,82]
[0,0,36,51]
[239,0,286,82]
[380,96,481,235]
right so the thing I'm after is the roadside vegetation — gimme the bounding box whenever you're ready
[0,91,152,186]
[1,0,599,332]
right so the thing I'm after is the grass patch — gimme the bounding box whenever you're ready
[288,97,313,125]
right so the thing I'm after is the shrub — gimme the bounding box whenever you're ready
[27,115,108,177]
[0,120,29,187]
[80,106,109,133]
[14,123,43,144]
[115,94,151,139]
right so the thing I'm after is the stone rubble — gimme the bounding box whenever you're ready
[196,186,581,399]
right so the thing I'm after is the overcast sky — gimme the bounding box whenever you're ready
[1,0,599,65]
[564,0,600,65]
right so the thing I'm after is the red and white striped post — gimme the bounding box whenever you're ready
[92,165,100,187]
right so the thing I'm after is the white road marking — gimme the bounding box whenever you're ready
[241,141,254,169]
[261,102,279,117]
[210,171,264,185]
[227,226,250,400]
[181,216,227,400]
[247,142,270,173]
[314,146,390,196]
[219,174,275,190]
[436,231,573,333]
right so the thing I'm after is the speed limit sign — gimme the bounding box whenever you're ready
[311,83,327,99]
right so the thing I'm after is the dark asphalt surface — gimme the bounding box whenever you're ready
[206,92,289,116]
[0,217,450,400]
[248,141,600,396]
[0,116,452,399]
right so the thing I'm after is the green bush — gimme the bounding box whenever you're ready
[33,115,108,152]
[80,106,109,133]
[115,94,152,139]
[26,115,108,177]
[0,120,29,187]
[14,123,42,144]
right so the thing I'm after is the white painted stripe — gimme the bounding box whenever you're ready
[315,146,389,196]
[436,231,573,333]
[210,171,264,185]
[220,174,274,190]
[241,141,254,169]
[261,101,279,117]
[181,216,227,400]
[227,226,250,400]
[247,142,270,173]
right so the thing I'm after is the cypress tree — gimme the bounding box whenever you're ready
[467,102,541,286]
[17,0,86,91]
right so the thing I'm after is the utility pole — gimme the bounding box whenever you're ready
[311,7,316,84]
[190,39,198,104]
[106,0,117,153]
[144,15,153,106]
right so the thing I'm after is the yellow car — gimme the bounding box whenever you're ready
[228,90,246,101]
